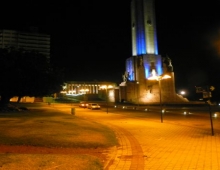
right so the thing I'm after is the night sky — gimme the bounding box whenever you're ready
[1,0,220,97]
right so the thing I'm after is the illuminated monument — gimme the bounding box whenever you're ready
[119,0,188,103]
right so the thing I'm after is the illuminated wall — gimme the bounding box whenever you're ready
[126,58,135,81]
[125,54,162,80]
[143,54,162,78]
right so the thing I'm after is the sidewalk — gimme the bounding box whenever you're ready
[73,105,220,170]
[42,103,220,170]
[114,110,219,170]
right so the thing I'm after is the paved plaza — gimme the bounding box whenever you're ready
[69,104,220,170]
[3,102,218,170]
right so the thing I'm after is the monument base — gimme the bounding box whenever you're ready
[119,72,188,104]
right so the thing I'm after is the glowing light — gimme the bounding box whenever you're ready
[109,91,114,97]
[136,22,146,55]
[183,111,188,115]
[68,90,76,94]
[154,35,158,55]
[180,91,186,95]
[145,67,150,78]
[62,85,67,90]
[143,56,163,79]
[100,85,113,89]
[213,113,219,117]
[148,69,159,80]
[126,58,135,81]
[100,85,107,89]
[162,75,171,79]
[79,89,89,94]
[137,36,146,54]
[148,71,171,81]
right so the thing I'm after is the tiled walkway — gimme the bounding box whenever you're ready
[50,103,220,170]
[107,109,220,170]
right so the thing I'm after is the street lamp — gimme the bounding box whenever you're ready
[136,81,139,108]
[100,85,109,114]
[148,71,171,123]
[180,91,185,95]
[106,87,108,114]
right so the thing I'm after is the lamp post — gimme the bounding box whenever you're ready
[158,78,163,123]
[148,73,171,123]
[100,85,108,114]
[106,87,108,114]
[100,85,113,114]
[136,81,139,108]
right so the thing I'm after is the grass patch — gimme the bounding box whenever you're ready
[0,153,103,170]
[0,103,118,170]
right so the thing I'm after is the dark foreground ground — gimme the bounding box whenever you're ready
[0,102,117,170]
[1,102,220,170]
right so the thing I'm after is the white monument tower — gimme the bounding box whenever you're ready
[119,0,188,104]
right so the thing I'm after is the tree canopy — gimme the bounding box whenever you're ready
[0,47,64,105]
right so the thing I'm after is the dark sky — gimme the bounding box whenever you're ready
[1,0,220,96]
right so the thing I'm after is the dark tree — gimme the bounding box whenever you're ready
[0,47,64,106]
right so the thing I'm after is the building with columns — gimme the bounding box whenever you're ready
[63,81,118,102]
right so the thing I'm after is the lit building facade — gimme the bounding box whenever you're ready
[0,29,50,58]
[63,81,118,103]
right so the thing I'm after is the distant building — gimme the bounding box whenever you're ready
[63,81,118,103]
[0,29,50,58]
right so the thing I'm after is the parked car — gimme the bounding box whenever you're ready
[87,103,101,110]
[79,102,88,108]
